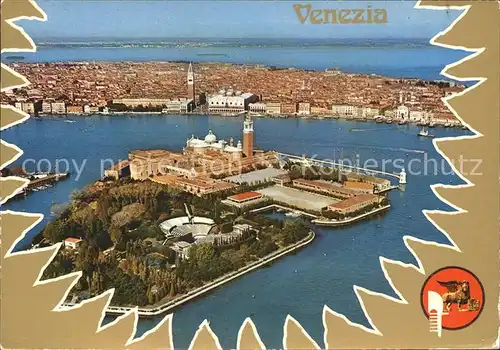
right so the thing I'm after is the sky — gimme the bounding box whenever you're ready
[18,0,463,40]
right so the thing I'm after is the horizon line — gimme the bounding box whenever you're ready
[32,36,431,40]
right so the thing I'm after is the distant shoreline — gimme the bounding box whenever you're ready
[34,37,433,47]
[33,112,466,129]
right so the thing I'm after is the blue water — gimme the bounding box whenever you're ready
[5,43,469,81]
[2,115,471,348]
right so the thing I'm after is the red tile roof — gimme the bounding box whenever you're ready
[328,194,377,210]
[64,237,82,244]
[344,181,374,190]
[228,191,262,202]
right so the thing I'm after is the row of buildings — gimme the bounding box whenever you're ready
[17,97,453,126]
[207,90,258,113]
[14,100,107,115]
[220,175,387,216]
[8,63,460,126]
[3,61,464,123]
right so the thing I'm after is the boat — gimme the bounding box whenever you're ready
[385,117,393,124]
[5,55,25,61]
[417,126,434,138]
[196,53,228,57]
[375,117,385,123]
[398,119,407,125]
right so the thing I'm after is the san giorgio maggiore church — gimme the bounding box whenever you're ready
[127,115,277,196]
[185,117,255,160]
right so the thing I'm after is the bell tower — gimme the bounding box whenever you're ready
[242,117,254,158]
[187,62,195,103]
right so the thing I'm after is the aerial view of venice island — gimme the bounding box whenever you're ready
[3,57,465,317]
[1,0,480,344]
[1,55,473,349]
[35,110,398,315]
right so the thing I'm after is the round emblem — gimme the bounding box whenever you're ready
[421,266,484,331]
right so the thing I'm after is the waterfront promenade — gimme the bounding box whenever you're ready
[276,152,403,180]
[61,230,316,317]
[35,110,466,129]
[312,204,391,226]
[250,203,391,227]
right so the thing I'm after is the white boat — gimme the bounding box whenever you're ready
[418,127,434,138]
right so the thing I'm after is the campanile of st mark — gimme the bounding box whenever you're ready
[187,62,195,102]
[243,117,254,158]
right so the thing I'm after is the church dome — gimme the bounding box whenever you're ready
[204,130,217,144]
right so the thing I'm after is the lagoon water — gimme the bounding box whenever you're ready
[2,115,470,348]
[5,39,470,81]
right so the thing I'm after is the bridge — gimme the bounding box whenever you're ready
[274,152,406,183]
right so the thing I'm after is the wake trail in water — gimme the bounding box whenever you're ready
[349,127,395,132]
[307,142,427,156]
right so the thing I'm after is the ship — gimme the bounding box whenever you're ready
[196,53,228,57]
[417,126,434,138]
[5,55,25,61]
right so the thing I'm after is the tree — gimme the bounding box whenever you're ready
[109,226,123,245]
[169,281,176,297]
[147,287,155,304]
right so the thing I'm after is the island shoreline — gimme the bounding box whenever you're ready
[33,112,466,129]
[62,229,316,317]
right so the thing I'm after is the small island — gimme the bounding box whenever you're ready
[39,117,397,313]
[41,178,313,309]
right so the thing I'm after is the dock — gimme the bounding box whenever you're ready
[10,172,69,200]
